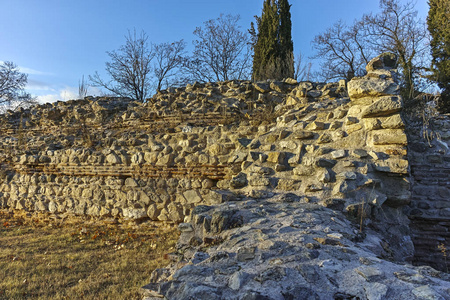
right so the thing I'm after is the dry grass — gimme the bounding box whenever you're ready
[0,210,178,300]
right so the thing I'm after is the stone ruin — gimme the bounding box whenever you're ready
[0,53,449,299]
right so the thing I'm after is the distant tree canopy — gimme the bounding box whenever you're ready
[252,0,294,81]
[312,0,428,100]
[184,14,252,83]
[90,30,186,102]
[428,0,450,113]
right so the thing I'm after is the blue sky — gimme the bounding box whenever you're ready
[0,0,429,103]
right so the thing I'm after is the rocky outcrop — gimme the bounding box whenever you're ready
[142,194,450,300]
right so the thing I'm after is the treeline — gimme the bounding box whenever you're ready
[1,0,449,113]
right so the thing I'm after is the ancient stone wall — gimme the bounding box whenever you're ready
[0,54,409,226]
[407,115,450,272]
[1,54,449,275]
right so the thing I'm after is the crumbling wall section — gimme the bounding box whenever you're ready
[407,115,450,272]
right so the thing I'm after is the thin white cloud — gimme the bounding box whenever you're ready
[26,79,55,91]
[36,86,103,104]
[19,66,51,76]
[0,61,52,76]
[37,87,78,104]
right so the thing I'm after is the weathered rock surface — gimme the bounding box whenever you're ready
[142,194,450,300]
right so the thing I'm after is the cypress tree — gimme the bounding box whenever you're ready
[252,0,294,81]
[428,0,450,113]
[278,0,294,79]
[252,0,279,81]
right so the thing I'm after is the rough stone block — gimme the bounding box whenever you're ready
[368,129,407,145]
[348,77,399,99]
[374,158,408,174]
[277,179,302,191]
[307,121,325,131]
[267,152,285,164]
[361,96,402,118]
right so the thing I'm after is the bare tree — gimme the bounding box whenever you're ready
[362,0,429,98]
[0,61,28,104]
[312,0,428,98]
[153,40,186,91]
[185,14,252,82]
[90,30,154,102]
[294,52,313,81]
[312,20,373,81]
[0,61,36,112]
[78,75,89,99]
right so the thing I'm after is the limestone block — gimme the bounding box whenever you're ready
[363,118,382,130]
[352,149,368,158]
[331,150,346,159]
[368,129,407,145]
[156,154,175,166]
[318,169,333,183]
[123,207,147,219]
[279,141,298,150]
[361,96,402,118]
[306,121,325,131]
[293,165,315,176]
[288,155,301,165]
[305,183,323,192]
[366,53,396,72]
[286,96,299,106]
[167,202,184,223]
[347,105,363,118]
[206,190,234,205]
[307,90,322,98]
[317,158,337,168]
[183,190,202,204]
[373,158,409,174]
[336,172,357,180]
[230,173,247,189]
[19,154,28,164]
[317,133,332,144]
[270,81,290,93]
[125,178,138,187]
[345,117,359,125]
[284,78,297,85]
[147,204,160,220]
[293,131,314,140]
[208,144,225,156]
[277,179,301,191]
[249,165,273,175]
[248,176,270,187]
[48,201,58,213]
[348,77,399,99]
[201,179,215,189]
[253,82,270,93]
[333,180,349,196]
[106,153,121,165]
[267,152,285,164]
[380,114,404,129]
[277,114,296,126]
[228,151,248,164]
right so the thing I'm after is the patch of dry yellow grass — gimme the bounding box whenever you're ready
[0,210,178,300]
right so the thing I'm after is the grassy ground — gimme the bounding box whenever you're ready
[0,210,179,300]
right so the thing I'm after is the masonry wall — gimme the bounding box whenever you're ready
[407,115,450,272]
[1,54,448,270]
